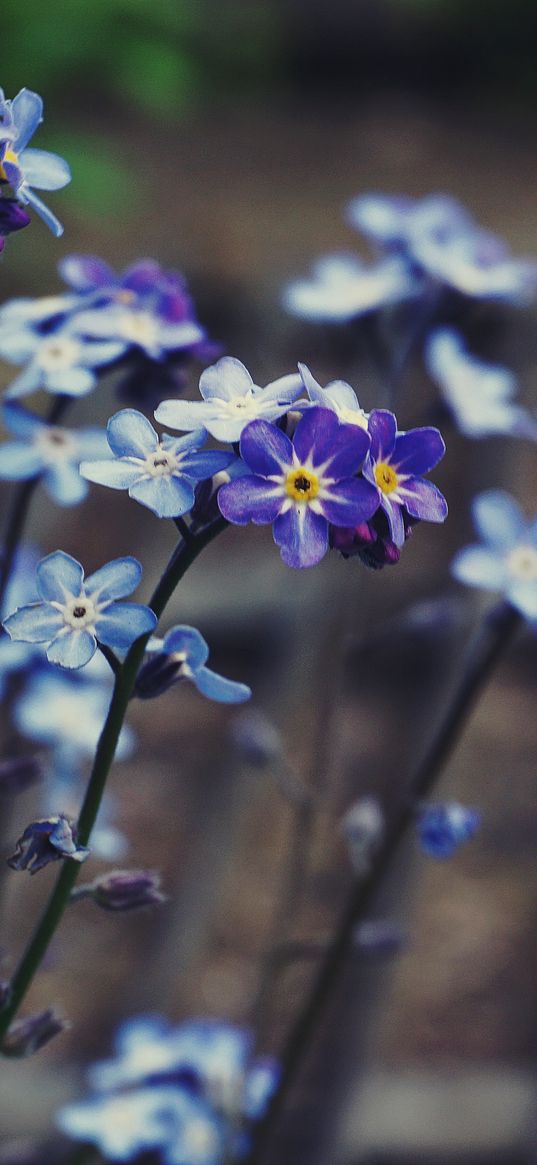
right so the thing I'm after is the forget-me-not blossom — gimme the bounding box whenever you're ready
[136,625,252,703]
[425,328,537,441]
[0,322,126,400]
[80,409,233,519]
[218,406,379,568]
[154,356,304,444]
[283,253,419,322]
[298,363,369,429]
[0,403,111,505]
[363,409,447,547]
[0,88,71,236]
[451,490,537,620]
[3,551,157,669]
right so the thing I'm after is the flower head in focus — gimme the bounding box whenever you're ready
[3,551,156,669]
[218,407,379,568]
[154,356,304,444]
[451,490,537,621]
[80,409,234,519]
[298,363,369,430]
[0,404,110,505]
[0,88,71,236]
[363,409,447,547]
[136,625,251,704]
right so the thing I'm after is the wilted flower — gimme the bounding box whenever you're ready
[1,1008,68,1057]
[76,869,166,912]
[7,814,89,874]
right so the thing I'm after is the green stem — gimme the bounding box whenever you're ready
[244,599,521,1164]
[0,516,228,1043]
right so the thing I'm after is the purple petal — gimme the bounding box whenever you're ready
[381,496,405,547]
[239,421,292,476]
[320,478,379,526]
[122,260,162,293]
[273,505,329,568]
[367,410,397,462]
[58,255,116,292]
[393,428,446,475]
[400,478,448,524]
[218,476,283,525]
[292,407,339,465]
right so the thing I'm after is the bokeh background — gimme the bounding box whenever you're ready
[1,2,537,1163]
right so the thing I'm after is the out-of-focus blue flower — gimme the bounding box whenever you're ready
[80,409,233,519]
[7,813,89,874]
[218,407,379,569]
[451,490,537,620]
[0,323,125,399]
[0,403,110,505]
[0,198,31,251]
[136,625,251,704]
[59,256,199,325]
[154,357,304,444]
[57,1086,223,1164]
[283,252,419,321]
[425,328,537,441]
[0,89,71,236]
[348,193,537,304]
[13,666,134,758]
[418,802,480,858]
[363,409,447,547]
[298,363,369,429]
[3,551,156,669]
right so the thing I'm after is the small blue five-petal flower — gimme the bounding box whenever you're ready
[137,625,252,704]
[2,551,157,669]
[451,489,537,621]
[80,409,234,518]
[0,403,110,505]
[0,88,71,236]
[363,410,448,547]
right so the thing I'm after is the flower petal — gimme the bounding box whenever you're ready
[128,474,195,518]
[37,552,84,602]
[393,428,446,475]
[218,476,283,525]
[0,443,43,480]
[273,506,329,568]
[3,603,63,642]
[367,410,397,462]
[451,546,506,590]
[22,188,64,237]
[471,490,526,549]
[161,625,210,667]
[19,148,71,191]
[177,450,234,480]
[44,464,88,506]
[47,628,96,669]
[85,557,142,602]
[79,460,143,490]
[153,399,212,433]
[199,357,253,402]
[400,478,448,523]
[507,579,537,619]
[320,478,379,526]
[239,420,292,476]
[107,409,158,458]
[381,495,405,547]
[96,604,157,651]
[58,254,116,292]
[12,89,43,151]
[194,666,251,704]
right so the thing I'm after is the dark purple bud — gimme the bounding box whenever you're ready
[0,199,31,236]
[1,1008,68,1057]
[80,869,166,911]
[135,652,184,699]
[0,756,42,797]
[7,815,90,875]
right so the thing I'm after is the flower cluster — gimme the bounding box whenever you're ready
[57,1015,278,1163]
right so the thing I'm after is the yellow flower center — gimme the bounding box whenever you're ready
[0,146,19,182]
[285,466,319,503]
[374,461,398,494]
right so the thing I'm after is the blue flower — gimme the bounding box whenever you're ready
[0,88,71,236]
[7,813,89,874]
[0,323,126,399]
[57,1086,223,1164]
[218,407,379,569]
[283,252,419,321]
[451,490,537,620]
[80,409,233,519]
[363,410,447,547]
[0,403,111,505]
[298,363,369,429]
[348,193,537,303]
[136,625,252,703]
[418,803,480,858]
[425,328,537,441]
[3,551,157,669]
[154,357,304,444]
[14,668,134,757]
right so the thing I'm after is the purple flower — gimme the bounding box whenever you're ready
[218,407,379,569]
[7,813,89,874]
[363,410,447,547]
[418,803,480,858]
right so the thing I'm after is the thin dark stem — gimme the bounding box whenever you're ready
[0,517,228,1043]
[244,599,521,1164]
[174,515,193,542]
[97,643,121,677]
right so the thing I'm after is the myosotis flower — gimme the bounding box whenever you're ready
[363,409,447,547]
[451,490,537,620]
[136,625,252,703]
[3,551,157,668]
[0,403,110,505]
[0,88,71,236]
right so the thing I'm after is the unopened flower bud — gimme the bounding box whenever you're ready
[1,1008,68,1057]
[340,796,384,874]
[77,869,166,912]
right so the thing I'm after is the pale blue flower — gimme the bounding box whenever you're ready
[0,88,71,236]
[298,363,369,429]
[0,403,111,505]
[3,551,156,669]
[80,409,233,519]
[0,323,125,399]
[154,357,304,444]
[451,490,537,620]
[283,253,419,321]
[137,626,252,704]
[425,328,537,440]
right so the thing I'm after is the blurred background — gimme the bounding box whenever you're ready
[1,1,537,1163]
